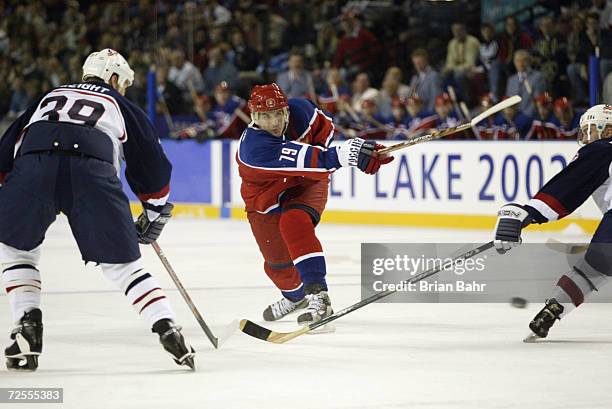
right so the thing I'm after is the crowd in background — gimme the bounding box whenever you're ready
[1,0,611,141]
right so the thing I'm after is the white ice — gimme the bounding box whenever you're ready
[1,217,611,409]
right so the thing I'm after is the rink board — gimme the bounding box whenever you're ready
[123,139,600,233]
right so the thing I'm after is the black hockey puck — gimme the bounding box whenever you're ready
[510,297,528,308]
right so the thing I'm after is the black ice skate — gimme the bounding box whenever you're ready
[263,297,308,321]
[297,284,333,326]
[524,298,564,342]
[152,319,195,370]
[5,308,43,371]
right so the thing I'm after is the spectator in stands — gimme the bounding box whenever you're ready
[317,67,350,115]
[478,22,502,101]
[409,48,443,112]
[493,98,533,139]
[405,95,436,134]
[526,93,559,139]
[379,76,401,118]
[350,72,380,113]
[433,93,461,132]
[531,15,569,97]
[355,99,389,140]
[384,66,411,100]
[276,51,315,98]
[281,10,315,51]
[228,29,259,71]
[442,22,480,104]
[566,14,593,105]
[208,81,249,139]
[156,66,186,115]
[473,94,497,139]
[552,97,581,139]
[316,21,338,67]
[203,46,240,94]
[498,16,534,76]
[506,49,546,117]
[590,0,612,29]
[7,77,31,118]
[333,9,384,83]
[169,49,205,100]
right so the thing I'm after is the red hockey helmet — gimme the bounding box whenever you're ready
[435,93,452,107]
[553,97,572,112]
[248,83,288,113]
[535,93,552,106]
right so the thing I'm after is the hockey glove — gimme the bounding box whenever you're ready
[493,203,532,254]
[337,138,394,175]
[135,202,174,245]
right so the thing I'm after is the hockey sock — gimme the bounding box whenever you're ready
[551,260,610,318]
[101,259,175,327]
[263,262,305,301]
[279,209,327,290]
[0,244,42,324]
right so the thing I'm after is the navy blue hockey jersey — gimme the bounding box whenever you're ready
[525,138,612,222]
[0,81,171,208]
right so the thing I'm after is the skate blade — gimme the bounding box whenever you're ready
[523,332,543,343]
[175,349,196,371]
[306,323,336,334]
[6,355,38,371]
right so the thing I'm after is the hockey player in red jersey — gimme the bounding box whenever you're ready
[492,104,612,341]
[237,83,393,325]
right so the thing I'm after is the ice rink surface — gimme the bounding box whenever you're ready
[1,217,611,409]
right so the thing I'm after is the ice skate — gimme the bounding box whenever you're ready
[5,308,43,372]
[152,319,195,370]
[523,298,564,342]
[297,284,335,333]
[263,297,308,321]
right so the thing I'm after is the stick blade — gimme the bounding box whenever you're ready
[239,319,310,344]
[471,95,521,125]
[214,319,240,349]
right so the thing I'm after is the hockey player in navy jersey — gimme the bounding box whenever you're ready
[493,104,612,341]
[0,49,194,370]
[237,83,393,325]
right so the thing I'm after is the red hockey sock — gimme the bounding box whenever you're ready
[279,209,327,289]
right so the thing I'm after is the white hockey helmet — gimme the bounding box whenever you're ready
[579,104,612,144]
[82,48,134,88]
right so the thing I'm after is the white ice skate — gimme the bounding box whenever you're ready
[263,297,308,321]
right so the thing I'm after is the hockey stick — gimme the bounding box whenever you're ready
[545,238,588,254]
[152,241,238,349]
[377,95,522,155]
[239,241,495,343]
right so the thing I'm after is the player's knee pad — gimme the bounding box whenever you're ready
[100,259,172,320]
[0,243,41,269]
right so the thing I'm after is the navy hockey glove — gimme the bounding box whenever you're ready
[493,203,532,254]
[337,138,394,175]
[135,202,174,245]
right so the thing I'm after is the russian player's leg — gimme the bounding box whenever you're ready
[0,153,59,370]
[528,211,612,340]
[279,179,333,325]
[246,211,307,320]
[62,156,193,367]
